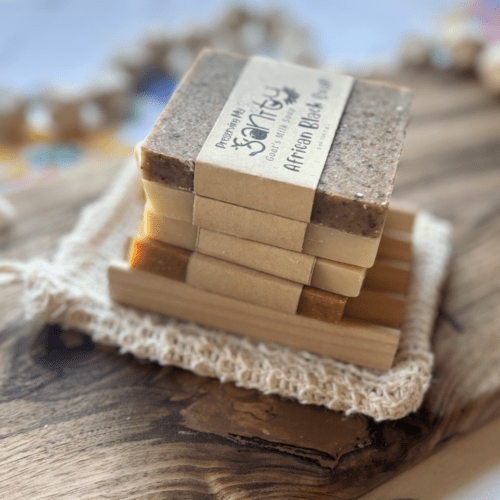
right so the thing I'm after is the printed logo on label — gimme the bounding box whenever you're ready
[209,63,348,181]
[195,56,354,222]
[215,86,299,157]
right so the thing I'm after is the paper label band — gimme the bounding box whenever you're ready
[194,56,354,222]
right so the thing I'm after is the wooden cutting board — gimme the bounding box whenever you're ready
[1,67,500,499]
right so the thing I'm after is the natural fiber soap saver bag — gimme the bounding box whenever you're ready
[0,158,452,421]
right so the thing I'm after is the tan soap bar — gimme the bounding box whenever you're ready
[122,237,409,329]
[197,228,366,297]
[140,208,412,299]
[142,204,414,296]
[109,261,401,371]
[128,237,347,321]
[143,179,194,223]
[129,236,191,282]
[143,177,416,233]
[309,258,365,298]
[140,49,412,238]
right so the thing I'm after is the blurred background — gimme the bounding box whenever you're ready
[1,0,498,193]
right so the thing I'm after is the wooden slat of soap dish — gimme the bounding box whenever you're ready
[377,228,412,262]
[344,213,413,330]
[344,288,406,329]
[364,258,410,294]
[108,261,400,371]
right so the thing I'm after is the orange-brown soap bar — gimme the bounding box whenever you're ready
[297,287,346,324]
[129,237,191,282]
[128,237,347,325]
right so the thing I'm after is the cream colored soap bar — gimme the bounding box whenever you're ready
[108,261,401,371]
[198,228,366,297]
[309,258,366,298]
[143,179,194,223]
[302,221,382,267]
[145,205,197,250]
[143,177,417,233]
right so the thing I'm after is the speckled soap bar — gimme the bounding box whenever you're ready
[140,49,412,238]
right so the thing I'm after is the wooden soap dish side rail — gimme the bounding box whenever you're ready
[343,206,414,330]
[364,257,411,294]
[344,288,407,329]
[375,199,416,263]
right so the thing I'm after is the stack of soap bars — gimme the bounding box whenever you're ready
[109,49,415,371]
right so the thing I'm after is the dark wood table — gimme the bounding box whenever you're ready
[1,68,500,499]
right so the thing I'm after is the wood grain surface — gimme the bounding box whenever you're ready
[1,67,500,499]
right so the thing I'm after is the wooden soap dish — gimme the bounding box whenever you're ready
[108,203,416,372]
